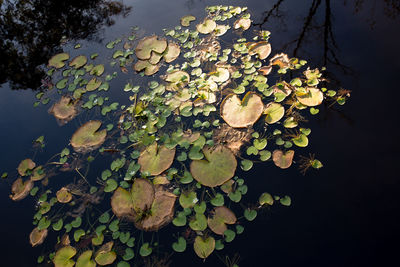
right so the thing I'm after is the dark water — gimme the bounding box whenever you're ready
[0,0,399,266]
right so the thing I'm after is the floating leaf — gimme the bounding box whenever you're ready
[70,120,107,153]
[207,206,237,235]
[90,64,105,76]
[53,246,76,267]
[10,178,33,201]
[296,88,324,106]
[139,243,152,257]
[190,146,237,187]
[179,191,198,209]
[86,78,102,91]
[292,134,309,147]
[272,150,294,169]
[172,237,187,252]
[196,19,216,34]
[138,143,175,175]
[163,42,181,63]
[69,55,87,69]
[135,35,167,60]
[95,242,117,265]
[181,15,196,26]
[264,102,284,124]
[194,236,215,259]
[29,227,48,247]
[234,18,251,30]
[244,209,257,221]
[76,251,96,267]
[280,195,292,206]
[248,41,271,60]
[49,53,69,69]
[221,93,264,128]
[259,192,274,206]
[18,159,35,176]
[133,60,160,76]
[56,187,72,203]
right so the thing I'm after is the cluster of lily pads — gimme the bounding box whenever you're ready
[7,5,349,267]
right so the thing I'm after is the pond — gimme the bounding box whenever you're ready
[0,0,399,266]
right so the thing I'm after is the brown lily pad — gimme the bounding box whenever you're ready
[296,87,324,106]
[207,206,237,235]
[70,120,107,153]
[133,60,160,76]
[10,178,33,201]
[30,166,46,181]
[234,18,251,30]
[163,42,181,63]
[220,92,264,128]
[29,227,48,247]
[131,178,155,212]
[95,242,116,266]
[17,158,36,176]
[138,143,175,175]
[49,96,77,124]
[164,70,190,91]
[272,150,295,169]
[135,35,167,60]
[248,41,272,60]
[56,187,73,203]
[190,146,237,187]
[111,187,135,220]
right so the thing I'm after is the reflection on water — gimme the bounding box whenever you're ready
[0,0,131,90]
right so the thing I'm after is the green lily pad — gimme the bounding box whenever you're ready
[70,120,106,153]
[259,192,274,206]
[283,117,298,128]
[244,208,257,221]
[76,251,96,267]
[221,92,264,128]
[122,248,134,261]
[194,236,215,259]
[164,70,190,91]
[240,159,253,171]
[49,53,69,69]
[135,35,167,60]
[69,55,87,69]
[264,102,284,124]
[53,246,76,267]
[139,243,152,257]
[189,213,207,231]
[207,206,237,235]
[292,134,309,147]
[280,195,292,206]
[172,212,187,226]
[104,179,118,192]
[196,19,216,34]
[172,237,187,252]
[224,229,236,242]
[272,150,294,169]
[210,193,225,207]
[90,64,105,76]
[86,78,102,91]
[180,15,196,26]
[254,139,267,150]
[190,146,237,187]
[138,143,175,175]
[179,191,198,209]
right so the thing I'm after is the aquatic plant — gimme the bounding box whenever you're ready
[4,5,349,266]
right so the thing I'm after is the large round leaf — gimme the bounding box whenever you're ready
[70,120,107,153]
[111,187,135,220]
[17,158,35,176]
[135,36,167,60]
[69,55,87,69]
[248,41,271,60]
[10,178,33,201]
[49,96,77,123]
[221,92,264,128]
[138,143,175,175]
[163,42,180,63]
[29,227,48,247]
[196,19,216,34]
[131,178,155,212]
[193,236,215,259]
[133,60,160,76]
[190,146,237,187]
[48,53,69,69]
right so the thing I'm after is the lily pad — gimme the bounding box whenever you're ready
[86,78,102,91]
[164,70,190,91]
[56,187,72,203]
[135,36,167,60]
[131,178,155,213]
[133,60,160,76]
[193,236,215,259]
[10,178,34,201]
[76,251,96,267]
[207,206,237,235]
[180,15,196,27]
[163,42,181,63]
[136,189,177,231]
[70,120,107,153]
[31,166,46,181]
[234,18,251,30]
[210,67,230,83]
[220,92,264,128]
[272,150,295,169]
[53,246,76,267]
[111,187,135,220]
[69,55,87,69]
[259,192,274,206]
[296,88,324,106]
[17,159,35,176]
[190,146,237,187]
[172,237,187,252]
[90,64,105,76]
[264,102,284,124]
[196,19,216,34]
[48,53,69,69]
[292,134,309,147]
[95,242,117,266]
[248,41,271,60]
[49,96,77,124]
[29,227,48,247]
[179,191,198,209]
[138,143,175,175]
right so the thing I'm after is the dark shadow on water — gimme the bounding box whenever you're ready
[0,0,131,90]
